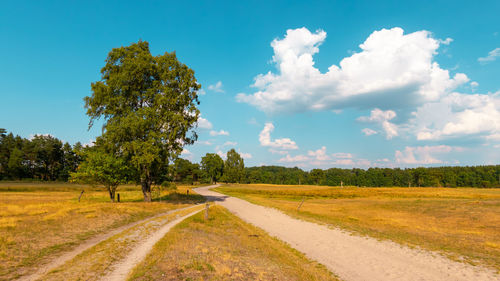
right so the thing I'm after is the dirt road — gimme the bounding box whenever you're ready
[195,185,499,281]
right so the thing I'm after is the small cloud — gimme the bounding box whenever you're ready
[197,117,213,129]
[332,152,353,159]
[216,150,226,160]
[259,122,298,150]
[332,109,342,114]
[361,128,378,136]
[278,154,309,163]
[269,148,288,155]
[439,38,453,45]
[210,130,229,136]
[197,140,212,145]
[240,152,252,159]
[208,81,224,93]
[223,141,237,146]
[358,109,398,139]
[198,89,206,95]
[395,145,459,165]
[478,48,500,64]
[307,146,330,161]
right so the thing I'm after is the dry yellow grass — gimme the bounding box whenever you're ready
[0,182,205,280]
[41,205,204,281]
[128,205,338,281]
[215,184,500,271]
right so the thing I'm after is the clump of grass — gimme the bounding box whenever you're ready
[216,184,500,271]
[128,206,338,281]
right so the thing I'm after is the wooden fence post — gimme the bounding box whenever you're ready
[78,190,84,202]
[117,193,120,203]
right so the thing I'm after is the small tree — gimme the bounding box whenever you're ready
[70,149,129,202]
[201,153,224,184]
[223,149,244,183]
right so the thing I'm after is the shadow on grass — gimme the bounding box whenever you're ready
[151,192,207,204]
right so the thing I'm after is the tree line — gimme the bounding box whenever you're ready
[2,128,499,188]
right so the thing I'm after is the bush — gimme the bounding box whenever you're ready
[161,181,177,191]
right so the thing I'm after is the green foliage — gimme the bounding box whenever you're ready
[70,149,129,202]
[172,158,200,184]
[222,149,244,183]
[161,181,177,190]
[84,40,201,201]
[0,130,81,181]
[201,153,224,184]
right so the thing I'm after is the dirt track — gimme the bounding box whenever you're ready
[195,185,499,281]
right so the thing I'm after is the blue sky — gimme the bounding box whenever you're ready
[1,0,499,169]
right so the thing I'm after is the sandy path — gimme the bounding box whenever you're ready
[18,205,199,281]
[100,207,202,281]
[195,185,499,281]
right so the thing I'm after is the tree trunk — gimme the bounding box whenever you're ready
[108,186,116,202]
[141,181,152,202]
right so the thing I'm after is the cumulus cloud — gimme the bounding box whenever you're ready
[208,81,224,93]
[413,92,500,141]
[210,130,229,136]
[198,89,206,95]
[332,152,353,159]
[240,152,252,159]
[278,154,309,163]
[269,148,288,155]
[395,145,459,164]
[259,122,298,150]
[197,117,213,129]
[223,141,237,146]
[307,146,331,161]
[237,27,468,114]
[361,128,378,136]
[358,108,399,139]
[478,48,500,64]
[216,150,226,159]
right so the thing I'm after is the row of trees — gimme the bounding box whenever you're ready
[0,129,82,181]
[2,129,499,188]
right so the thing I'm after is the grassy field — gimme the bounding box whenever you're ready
[128,205,337,281]
[215,184,500,271]
[0,181,205,280]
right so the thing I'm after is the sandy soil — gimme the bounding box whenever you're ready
[100,208,202,281]
[18,205,200,281]
[195,185,500,281]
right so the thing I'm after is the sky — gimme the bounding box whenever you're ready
[1,0,499,169]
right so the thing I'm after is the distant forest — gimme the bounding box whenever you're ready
[1,129,499,187]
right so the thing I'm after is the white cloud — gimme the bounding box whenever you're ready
[181,148,192,155]
[361,128,378,136]
[208,81,224,93]
[278,154,309,163]
[478,48,500,63]
[358,108,399,139]
[223,141,237,146]
[198,89,206,95]
[395,145,458,164]
[240,152,252,159]
[197,140,212,145]
[197,117,213,129]
[216,150,226,160]
[210,130,229,136]
[307,146,330,161]
[470,81,479,88]
[413,92,500,141]
[332,152,353,159]
[259,122,298,150]
[269,148,288,155]
[439,38,453,45]
[237,27,468,114]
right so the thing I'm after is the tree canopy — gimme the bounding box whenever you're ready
[222,149,245,183]
[201,153,224,184]
[84,41,201,201]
